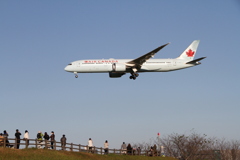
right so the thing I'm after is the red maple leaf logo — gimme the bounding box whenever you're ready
[186,49,195,57]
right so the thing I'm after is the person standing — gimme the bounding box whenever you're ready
[88,138,93,153]
[0,133,3,146]
[44,132,49,140]
[44,132,50,149]
[137,147,141,155]
[60,134,67,150]
[104,140,109,154]
[15,129,21,149]
[149,146,154,156]
[3,130,9,147]
[153,144,157,156]
[49,131,55,149]
[121,142,127,154]
[127,143,132,155]
[24,130,29,148]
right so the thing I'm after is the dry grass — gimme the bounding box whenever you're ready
[0,148,177,160]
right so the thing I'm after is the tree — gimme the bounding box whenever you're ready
[160,132,214,160]
[133,131,240,159]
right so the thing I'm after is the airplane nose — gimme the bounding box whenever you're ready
[64,66,70,71]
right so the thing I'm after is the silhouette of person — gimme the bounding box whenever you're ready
[88,138,93,153]
[60,134,67,150]
[24,130,29,147]
[121,142,127,154]
[15,129,21,149]
[49,131,55,149]
[127,143,132,155]
[3,130,9,147]
[104,140,109,154]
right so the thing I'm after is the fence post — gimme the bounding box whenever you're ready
[54,141,56,150]
[35,139,38,148]
[45,140,48,149]
[70,143,73,151]
[3,137,6,148]
[15,138,17,149]
[100,147,102,155]
[114,148,116,154]
[79,144,81,152]
[25,139,27,149]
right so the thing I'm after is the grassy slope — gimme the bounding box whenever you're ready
[0,148,177,160]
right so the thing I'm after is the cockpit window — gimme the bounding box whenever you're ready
[68,63,72,65]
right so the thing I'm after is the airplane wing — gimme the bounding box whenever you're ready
[126,43,169,68]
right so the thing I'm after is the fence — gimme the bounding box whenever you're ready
[0,137,155,156]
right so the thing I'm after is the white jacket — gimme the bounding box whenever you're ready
[104,142,109,148]
[88,140,93,147]
[24,132,29,139]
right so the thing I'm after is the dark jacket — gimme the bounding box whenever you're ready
[60,136,67,145]
[15,132,21,139]
[50,134,55,142]
[127,144,132,154]
[44,133,49,140]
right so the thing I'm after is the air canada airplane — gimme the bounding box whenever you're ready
[64,40,206,80]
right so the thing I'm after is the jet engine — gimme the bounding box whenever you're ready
[109,72,125,78]
[112,63,126,72]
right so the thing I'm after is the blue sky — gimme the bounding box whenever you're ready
[1,0,240,149]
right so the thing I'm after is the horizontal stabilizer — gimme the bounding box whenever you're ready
[186,57,206,64]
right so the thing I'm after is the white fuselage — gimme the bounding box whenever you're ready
[64,58,196,73]
[64,40,205,79]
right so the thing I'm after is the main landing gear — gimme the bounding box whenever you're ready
[129,73,139,80]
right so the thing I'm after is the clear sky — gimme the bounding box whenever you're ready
[1,0,240,149]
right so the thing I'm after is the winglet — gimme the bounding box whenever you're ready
[152,43,170,54]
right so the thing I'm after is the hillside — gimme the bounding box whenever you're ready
[0,148,177,160]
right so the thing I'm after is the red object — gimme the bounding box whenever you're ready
[157,133,160,136]
[186,49,195,57]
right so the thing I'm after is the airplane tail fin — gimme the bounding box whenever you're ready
[177,40,200,61]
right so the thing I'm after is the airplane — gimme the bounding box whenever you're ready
[64,40,206,80]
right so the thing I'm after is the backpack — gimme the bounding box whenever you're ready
[37,133,41,139]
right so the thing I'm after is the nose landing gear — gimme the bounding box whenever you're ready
[74,72,78,78]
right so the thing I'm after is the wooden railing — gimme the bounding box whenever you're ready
[0,137,155,156]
